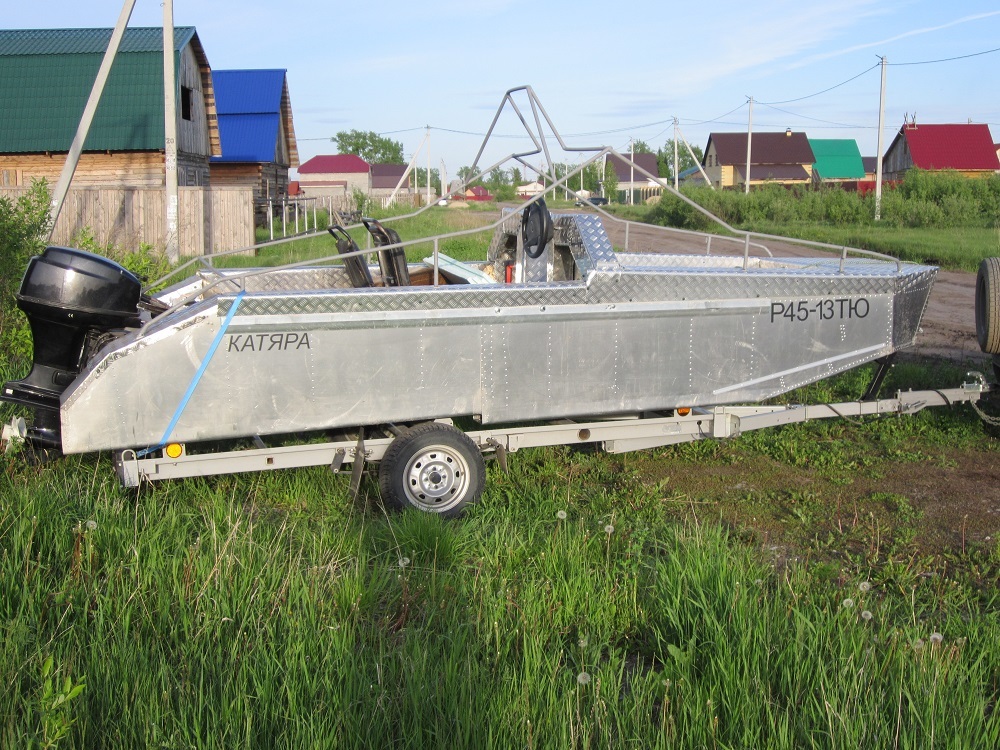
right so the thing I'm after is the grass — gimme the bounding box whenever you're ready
[741,222,1000,272]
[1,360,998,747]
[0,426,1000,747]
[2,206,999,747]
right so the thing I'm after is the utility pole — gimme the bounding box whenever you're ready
[163,0,179,261]
[426,126,431,206]
[673,117,679,191]
[745,96,753,195]
[875,56,887,222]
[48,0,137,240]
[629,137,634,205]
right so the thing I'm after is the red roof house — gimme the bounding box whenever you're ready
[297,154,370,196]
[464,185,493,201]
[883,123,1000,180]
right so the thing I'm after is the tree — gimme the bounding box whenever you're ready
[412,167,441,194]
[602,157,619,201]
[456,166,480,186]
[631,139,653,154]
[657,139,705,181]
[487,167,509,191]
[510,167,523,187]
[581,163,603,194]
[333,130,404,164]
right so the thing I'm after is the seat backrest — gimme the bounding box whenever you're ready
[327,226,373,288]
[362,218,410,287]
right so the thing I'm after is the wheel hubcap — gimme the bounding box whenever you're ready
[403,445,471,511]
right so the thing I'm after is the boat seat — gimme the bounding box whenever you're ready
[327,226,373,288]
[362,217,410,287]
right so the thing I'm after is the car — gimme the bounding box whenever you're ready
[574,196,609,207]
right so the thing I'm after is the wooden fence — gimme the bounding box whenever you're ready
[0,186,255,256]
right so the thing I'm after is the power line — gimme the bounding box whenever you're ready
[890,45,1000,66]
[756,101,868,129]
[681,102,748,127]
[759,63,880,105]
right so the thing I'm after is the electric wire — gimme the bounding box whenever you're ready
[889,45,1000,66]
[299,43,1000,148]
[759,63,880,105]
[755,101,869,129]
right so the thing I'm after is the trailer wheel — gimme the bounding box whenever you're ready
[976,257,1000,354]
[378,423,485,516]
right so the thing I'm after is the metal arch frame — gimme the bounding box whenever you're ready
[140,85,916,324]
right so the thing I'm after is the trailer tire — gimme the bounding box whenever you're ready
[378,423,485,517]
[976,257,1000,354]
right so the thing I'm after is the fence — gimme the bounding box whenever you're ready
[0,185,255,256]
[258,193,424,240]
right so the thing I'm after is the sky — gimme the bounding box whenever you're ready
[6,0,1000,180]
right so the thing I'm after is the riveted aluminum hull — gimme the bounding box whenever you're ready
[58,214,935,454]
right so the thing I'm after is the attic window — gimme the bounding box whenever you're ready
[181,86,193,121]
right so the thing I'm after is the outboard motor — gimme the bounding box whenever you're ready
[2,247,142,449]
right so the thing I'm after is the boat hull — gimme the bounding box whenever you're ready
[58,243,935,454]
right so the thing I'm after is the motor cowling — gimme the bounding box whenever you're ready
[2,247,142,448]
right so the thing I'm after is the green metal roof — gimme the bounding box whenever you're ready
[0,27,198,153]
[809,139,866,180]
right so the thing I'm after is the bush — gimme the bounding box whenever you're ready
[0,181,52,366]
[70,228,171,289]
[640,170,1000,234]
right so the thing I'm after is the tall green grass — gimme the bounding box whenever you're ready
[1,428,997,747]
[636,170,1000,271]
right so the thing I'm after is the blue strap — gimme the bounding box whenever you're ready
[138,292,245,457]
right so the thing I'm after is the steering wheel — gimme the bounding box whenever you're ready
[521,198,554,259]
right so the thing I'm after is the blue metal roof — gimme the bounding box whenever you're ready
[212,113,278,162]
[212,69,285,114]
[211,69,286,163]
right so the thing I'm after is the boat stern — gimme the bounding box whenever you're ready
[892,265,937,350]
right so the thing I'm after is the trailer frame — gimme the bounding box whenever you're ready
[109,377,988,491]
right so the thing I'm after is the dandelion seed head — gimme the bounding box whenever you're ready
[859,581,872,593]
[604,524,615,535]
[578,638,588,648]
[85,519,97,531]
[929,632,943,645]
[556,510,568,520]
[861,610,873,621]
[842,598,855,609]
[754,579,763,586]
[913,639,925,651]
[577,672,591,686]
[398,557,410,568]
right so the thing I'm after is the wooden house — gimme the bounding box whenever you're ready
[702,132,814,189]
[297,154,370,197]
[882,122,1000,180]
[0,27,219,188]
[209,69,299,204]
